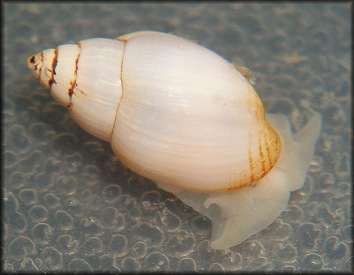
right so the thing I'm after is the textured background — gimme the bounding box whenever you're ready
[3,3,352,272]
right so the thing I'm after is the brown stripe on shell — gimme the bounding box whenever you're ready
[256,111,267,178]
[28,53,42,79]
[244,82,283,188]
[29,55,36,64]
[37,52,43,79]
[48,49,58,87]
[68,44,81,98]
[249,91,265,185]
[226,180,256,192]
[248,147,256,183]
[264,122,281,171]
[264,130,272,169]
[256,95,270,177]
[269,125,281,167]
[267,126,280,167]
[259,140,267,177]
[254,100,281,180]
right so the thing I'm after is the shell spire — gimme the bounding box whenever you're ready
[28,39,125,142]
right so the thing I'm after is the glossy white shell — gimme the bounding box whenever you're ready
[27,31,321,250]
[28,31,281,192]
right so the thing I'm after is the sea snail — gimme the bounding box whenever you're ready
[27,31,321,250]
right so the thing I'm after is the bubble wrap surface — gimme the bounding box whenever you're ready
[3,3,351,272]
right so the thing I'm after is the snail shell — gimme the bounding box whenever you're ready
[28,31,281,192]
[27,31,321,249]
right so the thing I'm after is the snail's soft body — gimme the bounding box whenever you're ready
[28,31,321,250]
